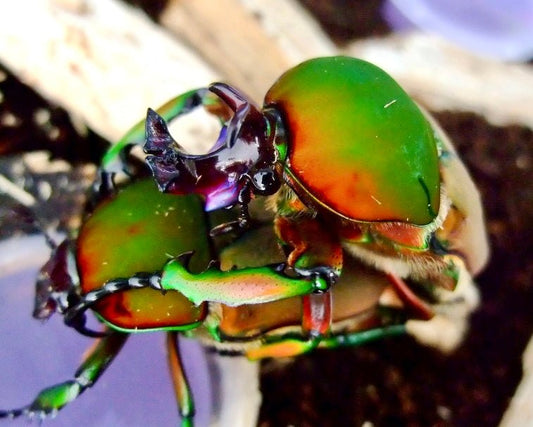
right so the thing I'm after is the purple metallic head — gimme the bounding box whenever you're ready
[144,83,281,212]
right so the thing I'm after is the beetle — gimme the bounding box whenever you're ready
[0,56,488,425]
[130,56,489,356]
[0,178,419,426]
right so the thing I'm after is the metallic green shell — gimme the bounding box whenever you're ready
[77,179,211,331]
[265,56,440,225]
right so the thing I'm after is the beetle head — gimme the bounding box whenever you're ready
[144,83,281,211]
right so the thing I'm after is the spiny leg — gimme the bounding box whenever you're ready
[209,183,252,237]
[0,330,128,420]
[274,213,343,289]
[242,211,342,359]
[318,324,407,349]
[167,332,195,427]
[159,253,326,307]
[247,323,408,361]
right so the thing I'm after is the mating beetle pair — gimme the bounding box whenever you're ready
[1,57,488,425]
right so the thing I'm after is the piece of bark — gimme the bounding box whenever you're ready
[0,0,217,142]
[159,0,336,102]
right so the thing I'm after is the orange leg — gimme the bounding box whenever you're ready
[246,290,332,360]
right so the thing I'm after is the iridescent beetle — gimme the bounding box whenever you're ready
[0,56,488,425]
[0,183,417,425]
[131,56,489,357]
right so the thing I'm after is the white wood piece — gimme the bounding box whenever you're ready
[499,336,533,426]
[238,0,337,63]
[159,0,336,102]
[0,0,217,142]
[208,354,262,427]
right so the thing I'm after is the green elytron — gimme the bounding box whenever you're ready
[1,57,488,425]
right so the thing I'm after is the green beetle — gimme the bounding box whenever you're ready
[135,56,489,356]
[0,177,419,425]
[1,56,488,425]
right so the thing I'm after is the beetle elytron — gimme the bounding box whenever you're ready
[1,56,488,425]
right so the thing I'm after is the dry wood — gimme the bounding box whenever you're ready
[0,0,218,142]
[499,336,533,426]
[159,0,336,101]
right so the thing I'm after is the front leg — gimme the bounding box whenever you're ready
[275,215,343,286]
[243,202,344,359]
[159,254,321,306]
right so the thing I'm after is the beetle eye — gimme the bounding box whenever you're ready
[251,169,281,195]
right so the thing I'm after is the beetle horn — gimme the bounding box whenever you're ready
[209,83,264,150]
[209,82,250,111]
[145,108,179,154]
[144,109,191,193]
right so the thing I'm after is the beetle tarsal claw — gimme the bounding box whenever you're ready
[206,259,221,271]
[209,197,253,237]
[294,266,338,293]
[209,218,250,237]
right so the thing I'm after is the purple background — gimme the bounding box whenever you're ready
[384,0,533,61]
[0,266,213,427]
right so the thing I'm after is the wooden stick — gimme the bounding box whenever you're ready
[0,0,217,141]
[159,0,336,102]
[499,336,533,426]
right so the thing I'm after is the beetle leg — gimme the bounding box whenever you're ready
[318,324,408,349]
[63,273,162,336]
[89,168,117,203]
[275,215,343,288]
[160,253,320,306]
[167,332,195,427]
[209,182,252,237]
[246,322,408,360]
[0,330,128,420]
[245,291,332,359]
[246,335,320,360]
[386,274,435,320]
